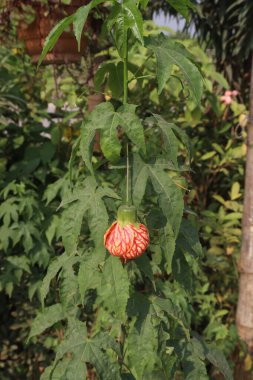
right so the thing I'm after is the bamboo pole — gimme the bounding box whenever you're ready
[236,53,253,351]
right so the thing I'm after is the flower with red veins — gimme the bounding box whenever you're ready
[104,205,149,262]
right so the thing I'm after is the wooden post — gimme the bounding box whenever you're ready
[236,53,253,350]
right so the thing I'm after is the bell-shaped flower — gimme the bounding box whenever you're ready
[104,205,149,262]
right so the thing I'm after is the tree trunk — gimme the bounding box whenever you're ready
[236,53,253,351]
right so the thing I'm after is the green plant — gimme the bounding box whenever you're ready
[0,45,89,378]
[23,1,235,379]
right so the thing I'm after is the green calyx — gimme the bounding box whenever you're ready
[117,205,137,226]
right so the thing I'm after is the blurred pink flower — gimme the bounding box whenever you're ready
[220,89,239,105]
[220,95,232,105]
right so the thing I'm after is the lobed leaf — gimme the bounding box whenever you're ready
[127,295,158,378]
[117,104,146,154]
[172,247,193,291]
[53,319,121,380]
[107,0,143,58]
[28,304,65,341]
[94,62,124,98]
[177,219,203,258]
[152,296,190,340]
[98,255,130,320]
[145,34,203,104]
[148,164,184,237]
[166,0,196,22]
[192,333,233,380]
[61,200,89,255]
[80,102,146,170]
[40,252,75,308]
[78,249,104,304]
[38,15,75,67]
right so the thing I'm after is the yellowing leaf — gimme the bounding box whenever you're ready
[230,182,241,200]
[201,151,216,160]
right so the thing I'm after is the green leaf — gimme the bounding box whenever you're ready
[192,333,233,380]
[61,200,89,255]
[151,115,179,166]
[74,0,121,51]
[161,222,176,274]
[177,219,202,258]
[40,142,56,164]
[41,359,69,380]
[107,0,143,58]
[86,182,109,249]
[145,34,203,103]
[54,319,121,380]
[60,259,80,311]
[140,0,149,9]
[74,0,115,51]
[100,186,121,200]
[132,155,149,207]
[117,104,146,154]
[172,247,192,291]
[28,280,42,302]
[78,250,104,304]
[73,4,91,51]
[98,255,130,320]
[60,177,108,250]
[205,346,233,380]
[28,304,65,340]
[80,118,96,173]
[65,355,87,380]
[201,151,216,160]
[169,122,192,160]
[231,181,241,200]
[95,62,124,98]
[81,102,145,169]
[133,155,184,236]
[38,15,75,67]
[46,215,60,245]
[166,0,196,22]
[208,70,229,89]
[40,252,75,308]
[44,177,66,205]
[182,348,209,380]
[68,136,80,184]
[100,118,122,163]
[135,254,155,288]
[148,164,184,236]
[152,296,190,340]
[80,102,119,167]
[0,198,19,227]
[127,295,158,379]
[7,255,31,274]
[152,114,191,158]
[158,325,178,378]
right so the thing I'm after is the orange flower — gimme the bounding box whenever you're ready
[104,205,149,262]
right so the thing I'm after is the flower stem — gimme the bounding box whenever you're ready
[123,39,128,105]
[123,34,130,205]
[126,142,129,205]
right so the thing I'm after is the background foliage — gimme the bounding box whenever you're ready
[0,0,250,379]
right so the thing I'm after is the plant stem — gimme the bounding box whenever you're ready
[123,36,130,205]
[126,142,129,205]
[123,40,128,105]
